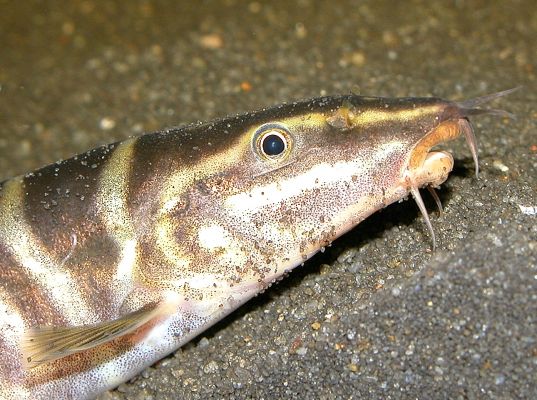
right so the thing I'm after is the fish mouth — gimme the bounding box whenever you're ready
[407,118,478,189]
[404,118,478,251]
[401,87,516,250]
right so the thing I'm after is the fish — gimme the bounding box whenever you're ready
[0,87,517,399]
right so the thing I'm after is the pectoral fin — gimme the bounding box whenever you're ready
[22,301,162,369]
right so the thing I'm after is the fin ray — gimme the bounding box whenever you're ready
[22,302,162,369]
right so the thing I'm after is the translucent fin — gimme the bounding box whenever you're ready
[410,187,436,251]
[456,87,520,119]
[427,186,443,215]
[22,302,162,369]
[459,118,480,178]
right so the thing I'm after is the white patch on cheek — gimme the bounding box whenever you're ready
[198,224,231,250]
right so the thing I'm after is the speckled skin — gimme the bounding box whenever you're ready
[0,94,467,399]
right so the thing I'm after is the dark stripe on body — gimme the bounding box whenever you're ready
[20,144,118,259]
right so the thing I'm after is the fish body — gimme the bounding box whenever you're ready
[0,90,515,399]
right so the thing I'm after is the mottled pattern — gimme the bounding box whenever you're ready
[0,94,473,399]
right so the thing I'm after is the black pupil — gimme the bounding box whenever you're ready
[262,133,285,156]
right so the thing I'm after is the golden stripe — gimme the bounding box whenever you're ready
[95,139,139,291]
[0,179,96,325]
[349,104,442,126]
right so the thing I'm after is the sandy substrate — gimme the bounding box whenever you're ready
[1,1,535,398]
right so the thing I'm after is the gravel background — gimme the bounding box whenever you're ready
[1,1,536,399]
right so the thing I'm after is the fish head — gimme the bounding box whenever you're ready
[220,90,514,284]
[146,90,514,308]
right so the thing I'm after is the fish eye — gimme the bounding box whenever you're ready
[253,123,292,161]
[262,132,285,156]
